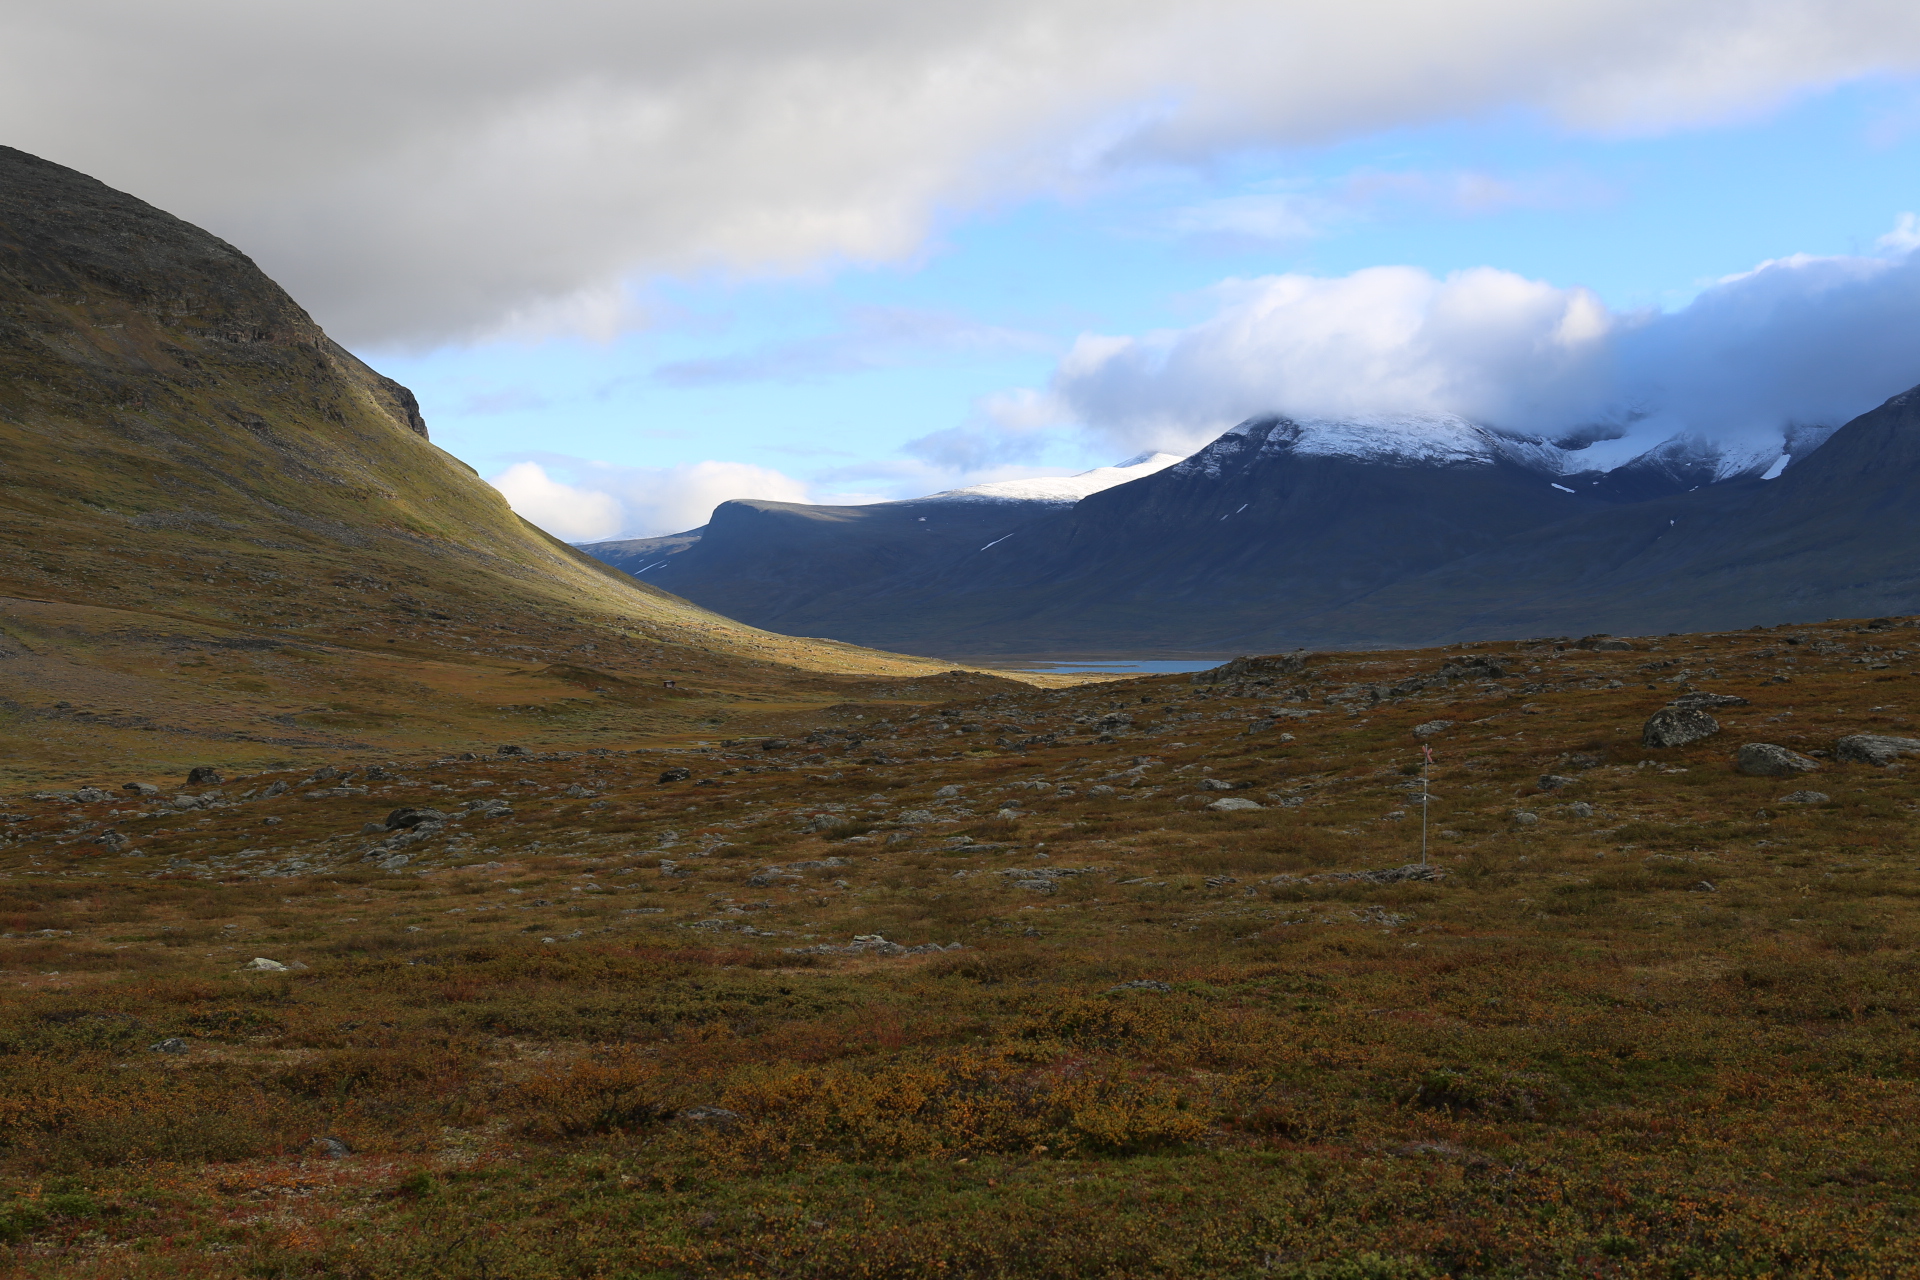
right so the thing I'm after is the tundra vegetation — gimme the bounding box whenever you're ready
[2,621,1918,1278]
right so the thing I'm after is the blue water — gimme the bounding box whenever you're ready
[1014,659,1224,675]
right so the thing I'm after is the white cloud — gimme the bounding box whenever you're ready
[1030,246,1920,465]
[1879,211,1920,252]
[488,461,627,541]
[489,459,811,540]
[6,1,1920,346]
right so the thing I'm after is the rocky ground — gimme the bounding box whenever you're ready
[2,620,1918,1277]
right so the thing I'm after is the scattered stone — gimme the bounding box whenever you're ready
[1538,775,1578,791]
[562,784,597,798]
[169,794,203,810]
[1642,706,1721,748]
[1204,875,1238,888]
[1563,802,1594,819]
[657,767,692,784]
[679,1106,742,1127]
[242,957,289,972]
[385,807,448,830]
[1779,790,1830,804]
[1088,785,1116,797]
[497,745,528,756]
[761,739,790,752]
[1105,979,1173,994]
[1834,734,1920,766]
[1199,777,1238,791]
[1734,743,1821,777]
[262,780,288,798]
[1560,753,1603,770]
[149,1037,188,1054]
[122,781,159,795]
[361,822,387,835]
[99,831,129,852]
[73,786,110,803]
[1669,692,1751,710]
[784,934,961,958]
[1513,812,1539,826]
[311,1136,352,1159]
[186,766,224,785]
[1207,797,1263,812]
[1411,719,1454,738]
[1691,881,1718,893]
[935,785,963,798]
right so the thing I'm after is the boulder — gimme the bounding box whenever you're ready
[72,786,109,803]
[1412,719,1454,738]
[122,781,158,795]
[1669,692,1751,711]
[186,766,224,785]
[1538,775,1578,791]
[656,767,692,783]
[1642,707,1721,748]
[1834,734,1920,766]
[241,957,289,972]
[1513,812,1539,826]
[1733,743,1820,777]
[1779,790,1830,804]
[384,807,448,830]
[496,744,528,756]
[1199,777,1237,791]
[1207,797,1263,812]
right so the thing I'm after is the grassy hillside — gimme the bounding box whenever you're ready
[0,145,1035,786]
[2,618,1917,1276]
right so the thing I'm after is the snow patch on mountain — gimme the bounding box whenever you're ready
[1176,414,1577,477]
[921,451,1184,503]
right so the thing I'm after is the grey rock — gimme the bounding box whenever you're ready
[1088,785,1116,797]
[1691,880,1718,893]
[1734,743,1821,777]
[896,808,936,824]
[384,807,448,830]
[1563,801,1594,819]
[1834,734,1920,766]
[1207,797,1263,811]
[1199,777,1238,791]
[934,785,963,798]
[186,766,224,785]
[679,1106,742,1127]
[657,766,692,784]
[1669,692,1751,711]
[262,780,288,798]
[1779,789,1830,804]
[149,1037,188,1054]
[1412,719,1454,738]
[1642,706,1721,748]
[169,794,203,810]
[73,786,110,803]
[99,831,129,852]
[311,1136,352,1159]
[496,744,528,756]
[122,782,159,795]
[1513,811,1539,826]
[242,957,289,971]
[1538,775,1578,791]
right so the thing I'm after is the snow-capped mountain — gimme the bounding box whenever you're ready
[574,395,1912,658]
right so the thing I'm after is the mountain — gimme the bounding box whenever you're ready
[1308,384,1920,644]
[573,403,1912,658]
[575,452,1181,624]
[0,145,1001,783]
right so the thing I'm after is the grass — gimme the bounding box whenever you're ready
[1,620,1918,1276]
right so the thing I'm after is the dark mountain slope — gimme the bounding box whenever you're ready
[721,417,1623,655]
[1307,385,1920,643]
[578,495,1055,625]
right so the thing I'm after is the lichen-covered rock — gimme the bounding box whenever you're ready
[1734,743,1820,776]
[1642,707,1720,748]
[1834,734,1920,766]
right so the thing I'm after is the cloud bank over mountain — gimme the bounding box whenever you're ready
[1034,240,1920,468]
[7,0,1920,347]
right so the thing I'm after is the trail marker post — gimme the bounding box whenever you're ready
[1420,742,1433,867]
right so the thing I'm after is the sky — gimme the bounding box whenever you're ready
[6,1,1920,539]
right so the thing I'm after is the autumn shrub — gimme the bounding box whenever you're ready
[0,1056,287,1169]
[505,1051,671,1138]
